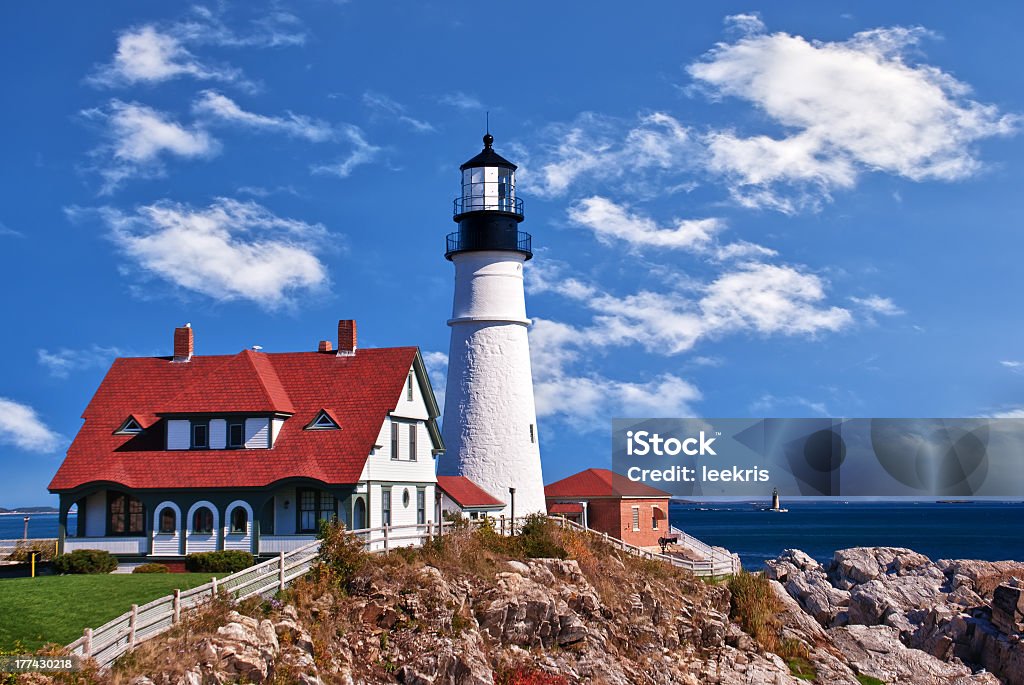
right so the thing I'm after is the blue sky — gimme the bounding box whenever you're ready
[2,2,1023,506]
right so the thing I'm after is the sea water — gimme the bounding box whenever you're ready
[0,513,73,540]
[670,500,1024,569]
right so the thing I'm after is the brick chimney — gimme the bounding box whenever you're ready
[173,323,193,362]
[337,319,357,356]
[318,340,333,353]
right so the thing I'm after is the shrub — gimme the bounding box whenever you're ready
[132,563,170,574]
[185,550,254,573]
[517,513,567,559]
[52,549,118,574]
[316,519,366,589]
[7,539,56,562]
[496,666,570,685]
[727,571,783,653]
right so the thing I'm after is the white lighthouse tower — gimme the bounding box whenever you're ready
[438,133,546,518]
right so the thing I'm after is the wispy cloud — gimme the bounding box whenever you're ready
[87,7,305,89]
[71,198,332,309]
[1000,360,1024,375]
[688,21,1019,212]
[311,125,382,178]
[38,346,125,379]
[439,92,483,110]
[0,398,63,453]
[193,91,334,142]
[88,25,247,88]
[750,393,830,416]
[0,221,23,238]
[422,351,449,412]
[850,295,905,318]
[362,92,435,133]
[566,195,776,260]
[82,100,219,193]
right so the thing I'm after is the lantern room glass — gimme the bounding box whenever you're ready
[461,166,516,212]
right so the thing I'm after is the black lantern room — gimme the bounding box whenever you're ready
[445,133,532,260]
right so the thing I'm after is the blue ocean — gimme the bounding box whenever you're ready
[670,500,1024,569]
[0,513,73,540]
[4,504,1023,571]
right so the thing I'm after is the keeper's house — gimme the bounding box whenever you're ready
[545,468,670,550]
[49,320,446,558]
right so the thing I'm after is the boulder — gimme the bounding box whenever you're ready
[829,624,972,684]
[991,583,1024,634]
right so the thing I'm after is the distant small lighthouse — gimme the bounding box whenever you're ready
[437,132,546,518]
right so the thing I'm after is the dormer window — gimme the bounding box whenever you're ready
[115,417,143,435]
[228,421,244,448]
[192,422,209,448]
[306,410,339,431]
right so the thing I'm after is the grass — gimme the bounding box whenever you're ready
[856,676,885,685]
[0,573,225,651]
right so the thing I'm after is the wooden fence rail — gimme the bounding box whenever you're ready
[64,516,737,670]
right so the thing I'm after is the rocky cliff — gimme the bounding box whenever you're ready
[20,528,1024,684]
[765,547,1024,684]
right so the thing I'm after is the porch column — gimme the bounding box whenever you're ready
[57,495,70,555]
[252,516,260,556]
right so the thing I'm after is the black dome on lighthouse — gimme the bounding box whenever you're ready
[459,133,518,171]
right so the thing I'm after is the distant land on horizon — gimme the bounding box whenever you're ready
[0,506,58,514]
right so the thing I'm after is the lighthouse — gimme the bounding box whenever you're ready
[438,133,546,518]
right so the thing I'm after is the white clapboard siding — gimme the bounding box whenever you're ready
[152,533,180,555]
[223,501,253,552]
[245,418,269,449]
[65,537,147,554]
[85,491,105,537]
[209,419,226,450]
[271,418,284,446]
[167,420,190,450]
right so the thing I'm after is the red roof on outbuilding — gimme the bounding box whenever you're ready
[547,502,583,514]
[544,468,670,499]
[49,347,420,492]
[436,476,504,508]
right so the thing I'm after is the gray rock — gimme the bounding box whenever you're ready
[829,624,972,684]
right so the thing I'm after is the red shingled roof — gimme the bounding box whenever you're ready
[49,347,419,492]
[544,468,670,499]
[436,476,504,508]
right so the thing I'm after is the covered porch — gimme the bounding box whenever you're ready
[57,481,359,557]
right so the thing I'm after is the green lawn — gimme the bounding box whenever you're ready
[0,574,225,651]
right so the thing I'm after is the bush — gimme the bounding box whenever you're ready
[185,550,254,573]
[133,563,170,574]
[52,549,118,574]
[316,519,366,589]
[517,513,567,560]
[7,539,57,563]
[728,571,784,653]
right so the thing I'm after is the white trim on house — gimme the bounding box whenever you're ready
[224,500,254,553]
[152,501,182,556]
[186,500,219,554]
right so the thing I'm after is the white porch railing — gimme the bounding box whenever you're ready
[65,516,739,671]
[257,535,317,554]
[64,537,147,555]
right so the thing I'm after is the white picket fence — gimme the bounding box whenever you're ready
[550,517,741,577]
[64,516,739,670]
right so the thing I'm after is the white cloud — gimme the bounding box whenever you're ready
[84,100,219,193]
[1000,360,1024,375]
[311,126,382,178]
[568,196,722,250]
[0,221,23,238]
[38,346,124,379]
[439,92,483,110]
[990,407,1024,419]
[724,13,766,35]
[528,318,701,430]
[363,92,435,133]
[0,398,63,453]
[850,295,904,317]
[522,112,694,198]
[193,91,334,142]
[750,393,830,416]
[77,198,331,308]
[422,351,449,412]
[88,9,305,88]
[566,195,776,260]
[688,23,1019,211]
[89,25,244,88]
